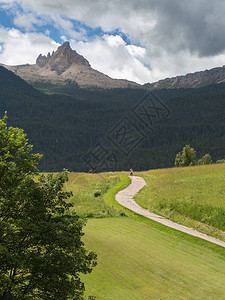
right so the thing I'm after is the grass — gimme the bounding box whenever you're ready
[82,217,225,300]
[64,172,130,218]
[59,168,225,299]
[134,164,225,241]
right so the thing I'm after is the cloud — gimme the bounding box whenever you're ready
[0,27,59,65]
[73,35,152,84]
[51,15,87,40]
[1,0,225,83]
[15,0,225,55]
[13,12,45,31]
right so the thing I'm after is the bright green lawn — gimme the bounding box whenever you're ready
[82,217,225,300]
[135,164,225,241]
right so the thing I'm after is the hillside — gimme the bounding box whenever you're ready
[1,66,225,171]
[1,42,139,89]
[135,164,225,241]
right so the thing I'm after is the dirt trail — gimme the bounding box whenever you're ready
[115,176,225,248]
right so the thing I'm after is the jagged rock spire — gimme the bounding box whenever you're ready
[36,42,90,74]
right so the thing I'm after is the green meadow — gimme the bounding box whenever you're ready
[135,164,225,241]
[64,166,225,299]
[64,172,129,218]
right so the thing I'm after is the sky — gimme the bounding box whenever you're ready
[0,0,225,84]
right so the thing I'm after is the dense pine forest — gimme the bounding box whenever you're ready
[1,66,225,172]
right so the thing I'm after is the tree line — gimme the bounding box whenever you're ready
[1,66,225,172]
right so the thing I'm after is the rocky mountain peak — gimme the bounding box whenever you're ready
[1,42,139,89]
[36,41,90,75]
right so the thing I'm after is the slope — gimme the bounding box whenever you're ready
[135,164,225,241]
[63,172,225,300]
[2,66,225,171]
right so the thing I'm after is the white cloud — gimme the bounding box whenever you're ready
[126,45,146,59]
[73,35,152,84]
[2,0,225,83]
[0,27,59,65]
[52,15,87,40]
[13,12,44,31]
[103,35,125,48]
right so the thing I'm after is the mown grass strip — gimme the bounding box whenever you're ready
[103,174,132,215]
[82,217,225,300]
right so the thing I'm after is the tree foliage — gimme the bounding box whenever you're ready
[175,145,196,167]
[2,66,225,171]
[198,153,212,165]
[0,114,97,299]
[175,146,213,167]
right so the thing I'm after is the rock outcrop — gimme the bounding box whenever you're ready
[1,42,139,89]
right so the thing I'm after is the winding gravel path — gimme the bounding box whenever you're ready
[115,176,225,248]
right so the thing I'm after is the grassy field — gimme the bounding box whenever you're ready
[64,172,125,218]
[135,164,225,241]
[62,168,225,299]
[82,217,225,300]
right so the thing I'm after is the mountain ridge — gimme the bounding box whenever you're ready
[1,41,225,90]
[145,65,225,90]
[1,42,140,89]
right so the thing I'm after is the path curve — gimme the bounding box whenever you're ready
[115,176,225,248]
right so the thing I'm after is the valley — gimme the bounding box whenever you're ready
[1,3,225,299]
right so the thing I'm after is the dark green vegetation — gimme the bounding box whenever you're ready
[1,66,225,172]
[135,164,225,241]
[0,116,96,299]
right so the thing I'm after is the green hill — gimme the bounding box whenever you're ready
[135,164,225,241]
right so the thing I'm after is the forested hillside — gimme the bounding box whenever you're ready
[1,66,225,171]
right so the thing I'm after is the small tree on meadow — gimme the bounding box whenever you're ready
[175,145,196,167]
[198,153,212,165]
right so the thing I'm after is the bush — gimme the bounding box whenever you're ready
[198,154,212,165]
[94,190,101,197]
[216,159,225,164]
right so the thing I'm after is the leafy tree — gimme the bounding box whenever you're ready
[216,159,225,164]
[198,153,212,165]
[175,145,196,167]
[0,114,97,299]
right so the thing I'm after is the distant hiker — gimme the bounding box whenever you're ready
[89,170,93,174]
[130,168,133,176]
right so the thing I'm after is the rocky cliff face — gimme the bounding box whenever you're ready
[1,42,139,89]
[36,42,90,74]
[145,66,225,90]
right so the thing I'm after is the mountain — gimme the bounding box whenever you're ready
[2,41,225,91]
[145,66,225,90]
[1,42,139,89]
[1,65,225,172]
